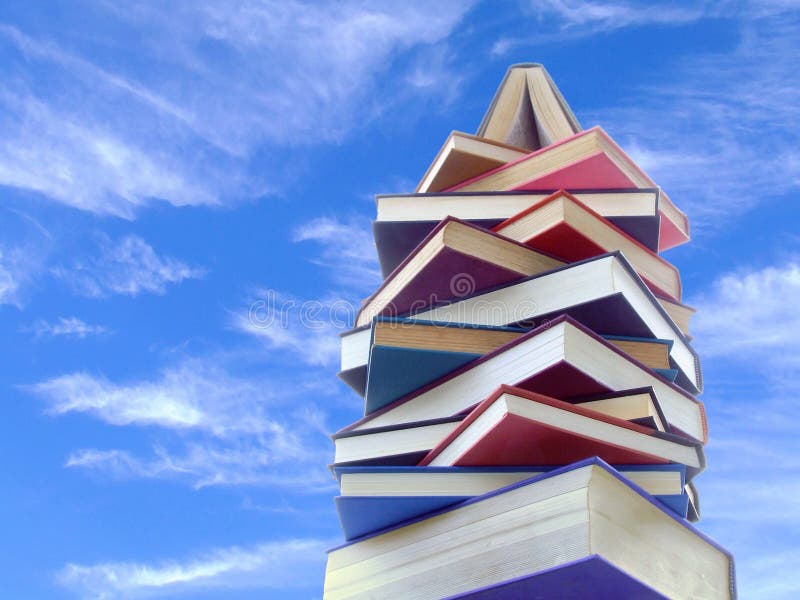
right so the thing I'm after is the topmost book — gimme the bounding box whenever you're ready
[477,63,582,150]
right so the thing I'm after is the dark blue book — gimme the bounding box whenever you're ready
[363,318,524,416]
[324,458,735,599]
[334,463,690,540]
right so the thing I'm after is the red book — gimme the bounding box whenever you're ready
[446,127,690,252]
[493,189,682,301]
[420,385,704,477]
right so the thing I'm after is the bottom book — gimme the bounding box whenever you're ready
[323,458,734,600]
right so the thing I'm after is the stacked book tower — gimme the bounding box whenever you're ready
[324,64,736,599]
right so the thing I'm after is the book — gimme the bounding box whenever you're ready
[363,319,524,415]
[338,316,707,444]
[349,318,678,403]
[600,335,674,377]
[411,252,700,392]
[419,385,704,478]
[335,485,689,541]
[323,459,735,599]
[374,188,662,275]
[573,388,669,432]
[476,63,582,150]
[446,556,670,599]
[655,293,696,338]
[686,480,701,522]
[445,127,689,251]
[416,132,529,193]
[331,416,464,467]
[354,216,563,328]
[334,464,686,497]
[493,189,682,301]
[334,464,689,539]
[341,253,700,394]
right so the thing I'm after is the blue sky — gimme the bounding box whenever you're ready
[0,1,798,598]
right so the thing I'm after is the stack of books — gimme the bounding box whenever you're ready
[324,64,736,599]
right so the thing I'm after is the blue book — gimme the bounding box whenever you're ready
[324,458,735,599]
[365,346,480,415]
[334,463,691,540]
[363,318,524,416]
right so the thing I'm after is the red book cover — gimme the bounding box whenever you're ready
[420,385,677,467]
[493,189,682,301]
[513,152,635,190]
[445,127,689,251]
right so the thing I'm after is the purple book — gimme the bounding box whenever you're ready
[355,216,563,327]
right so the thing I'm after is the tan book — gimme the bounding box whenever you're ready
[416,132,528,193]
[477,62,582,150]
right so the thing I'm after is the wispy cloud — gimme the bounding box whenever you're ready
[28,317,111,339]
[57,538,330,599]
[531,0,705,31]
[688,257,800,597]
[492,0,706,54]
[32,360,285,436]
[698,382,800,600]
[690,260,800,366]
[64,442,334,491]
[583,5,800,231]
[233,216,378,367]
[292,216,380,291]
[233,290,349,368]
[0,249,21,306]
[488,4,800,235]
[0,2,473,216]
[53,235,205,298]
[28,359,335,489]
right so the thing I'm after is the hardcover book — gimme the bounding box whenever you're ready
[338,316,707,445]
[445,127,689,251]
[477,63,582,150]
[374,188,662,276]
[493,189,682,301]
[354,216,563,328]
[416,131,529,193]
[323,459,734,600]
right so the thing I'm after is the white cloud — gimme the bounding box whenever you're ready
[492,1,706,53]
[29,317,110,339]
[64,442,334,491]
[531,0,705,32]
[233,216,380,368]
[696,384,800,600]
[688,260,800,597]
[29,359,336,489]
[690,261,800,361]
[234,291,347,368]
[57,538,330,599]
[53,235,205,298]
[582,5,800,231]
[31,361,281,436]
[0,2,473,215]
[292,216,380,291]
[0,250,21,306]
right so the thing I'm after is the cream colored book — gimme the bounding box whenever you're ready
[477,62,582,150]
[416,131,528,193]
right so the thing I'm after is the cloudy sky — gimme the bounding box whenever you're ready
[1,1,798,598]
